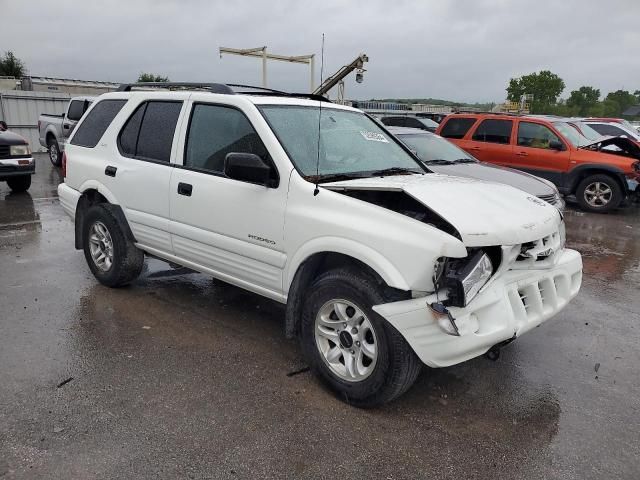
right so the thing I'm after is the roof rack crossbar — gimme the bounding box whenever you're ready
[117,82,235,94]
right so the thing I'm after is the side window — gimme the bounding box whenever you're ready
[590,123,625,137]
[185,104,270,175]
[439,117,476,139]
[70,99,127,148]
[471,119,513,144]
[405,118,425,129]
[382,117,404,127]
[117,101,182,162]
[67,100,85,121]
[517,122,561,149]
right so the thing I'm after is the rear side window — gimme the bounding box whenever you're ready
[439,117,476,139]
[70,100,127,148]
[472,119,513,144]
[117,101,183,163]
[67,100,87,121]
[185,104,269,174]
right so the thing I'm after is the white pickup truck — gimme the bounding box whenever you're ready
[38,96,94,166]
[57,83,582,407]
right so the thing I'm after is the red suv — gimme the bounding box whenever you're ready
[436,113,640,212]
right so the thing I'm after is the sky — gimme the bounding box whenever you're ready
[1,0,639,103]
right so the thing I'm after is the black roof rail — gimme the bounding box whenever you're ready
[117,82,235,94]
[117,82,330,102]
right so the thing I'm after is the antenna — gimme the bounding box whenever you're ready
[313,34,325,197]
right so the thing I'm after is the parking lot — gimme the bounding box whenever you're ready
[0,154,639,479]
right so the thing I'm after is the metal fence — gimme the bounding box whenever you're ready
[0,90,74,152]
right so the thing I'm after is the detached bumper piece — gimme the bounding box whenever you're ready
[373,248,582,368]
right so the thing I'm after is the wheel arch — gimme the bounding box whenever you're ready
[567,164,628,195]
[284,242,411,339]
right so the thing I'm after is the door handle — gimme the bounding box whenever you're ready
[105,165,117,177]
[515,151,529,157]
[469,146,481,151]
[177,182,193,196]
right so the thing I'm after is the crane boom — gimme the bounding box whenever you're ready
[312,54,368,96]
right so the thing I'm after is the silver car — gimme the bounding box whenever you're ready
[388,127,565,209]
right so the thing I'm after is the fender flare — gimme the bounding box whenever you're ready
[567,164,629,194]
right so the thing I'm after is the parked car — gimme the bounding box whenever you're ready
[38,96,94,166]
[0,127,34,192]
[585,117,640,134]
[436,113,640,212]
[58,83,582,406]
[388,127,564,208]
[380,115,439,132]
[582,120,640,143]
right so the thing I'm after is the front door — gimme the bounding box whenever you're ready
[169,102,288,300]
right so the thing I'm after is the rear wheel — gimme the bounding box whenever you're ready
[300,268,421,407]
[6,175,31,192]
[82,204,144,287]
[576,174,622,213]
[47,137,61,166]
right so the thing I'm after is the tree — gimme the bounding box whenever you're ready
[0,51,26,78]
[566,86,600,116]
[604,90,636,116]
[137,72,169,83]
[506,70,565,113]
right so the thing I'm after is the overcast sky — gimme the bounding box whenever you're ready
[2,0,639,102]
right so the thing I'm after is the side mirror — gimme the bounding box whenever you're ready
[224,153,276,187]
[549,140,565,151]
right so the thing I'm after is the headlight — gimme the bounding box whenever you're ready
[444,251,493,307]
[10,145,30,156]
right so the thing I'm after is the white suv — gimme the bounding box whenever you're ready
[58,83,582,406]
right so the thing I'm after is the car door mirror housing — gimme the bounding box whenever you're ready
[224,153,276,187]
[549,140,565,151]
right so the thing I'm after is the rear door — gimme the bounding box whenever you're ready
[105,98,187,254]
[467,118,514,164]
[168,101,288,300]
[510,120,571,184]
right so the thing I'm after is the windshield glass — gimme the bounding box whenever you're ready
[571,122,603,141]
[398,133,476,163]
[553,121,591,147]
[260,106,424,179]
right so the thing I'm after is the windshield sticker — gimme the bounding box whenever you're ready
[360,131,389,143]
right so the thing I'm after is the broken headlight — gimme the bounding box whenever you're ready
[443,251,493,307]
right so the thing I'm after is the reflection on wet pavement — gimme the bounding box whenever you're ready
[0,155,638,479]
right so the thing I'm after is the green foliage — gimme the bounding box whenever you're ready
[604,90,636,116]
[506,70,565,113]
[137,72,170,83]
[0,51,26,78]
[566,86,600,116]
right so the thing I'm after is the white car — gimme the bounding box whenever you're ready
[57,83,582,406]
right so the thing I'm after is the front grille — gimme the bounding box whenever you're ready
[516,231,562,264]
[537,193,558,205]
[0,145,10,159]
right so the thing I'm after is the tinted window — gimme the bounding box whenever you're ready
[67,100,86,121]
[185,104,269,174]
[517,122,561,149]
[472,119,512,144]
[381,117,405,127]
[118,103,146,157]
[136,102,182,162]
[70,100,126,148]
[439,117,476,139]
[589,123,625,137]
[405,118,426,129]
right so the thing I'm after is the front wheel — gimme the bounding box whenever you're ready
[300,268,421,407]
[6,175,31,192]
[576,174,622,213]
[82,204,144,287]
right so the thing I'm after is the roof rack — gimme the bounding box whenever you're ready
[116,82,330,101]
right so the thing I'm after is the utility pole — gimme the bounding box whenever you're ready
[219,46,316,91]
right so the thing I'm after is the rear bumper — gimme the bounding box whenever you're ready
[373,248,582,368]
[58,182,81,219]
[0,157,35,179]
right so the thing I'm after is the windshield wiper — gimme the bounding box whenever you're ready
[422,159,456,165]
[453,158,477,163]
[306,172,369,184]
[369,167,422,176]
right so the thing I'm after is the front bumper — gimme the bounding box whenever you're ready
[373,248,582,368]
[0,157,35,179]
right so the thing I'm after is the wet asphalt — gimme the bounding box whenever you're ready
[0,154,639,479]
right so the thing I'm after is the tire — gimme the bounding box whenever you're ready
[300,268,421,408]
[47,137,61,166]
[576,174,622,213]
[6,175,31,192]
[82,204,144,287]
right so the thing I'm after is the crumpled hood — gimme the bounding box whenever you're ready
[323,174,561,247]
[579,136,640,159]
